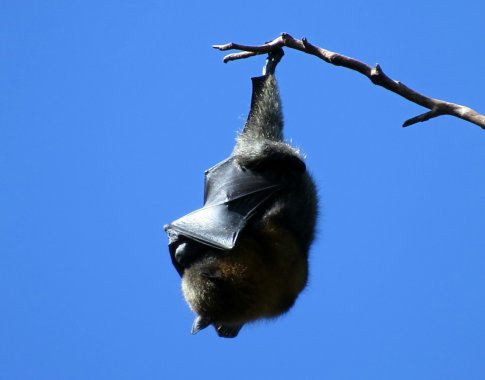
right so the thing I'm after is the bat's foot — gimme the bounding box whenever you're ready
[263,48,284,76]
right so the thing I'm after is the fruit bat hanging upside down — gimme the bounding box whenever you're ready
[164,49,318,338]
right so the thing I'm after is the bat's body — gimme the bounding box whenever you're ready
[165,52,318,337]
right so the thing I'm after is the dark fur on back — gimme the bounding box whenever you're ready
[233,74,318,254]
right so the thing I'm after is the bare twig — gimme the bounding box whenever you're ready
[213,33,485,130]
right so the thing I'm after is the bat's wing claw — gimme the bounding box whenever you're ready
[174,241,201,268]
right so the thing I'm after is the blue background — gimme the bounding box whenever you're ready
[1,1,484,379]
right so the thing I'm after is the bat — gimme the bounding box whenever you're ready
[164,49,318,337]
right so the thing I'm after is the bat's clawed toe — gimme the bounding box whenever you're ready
[263,48,284,75]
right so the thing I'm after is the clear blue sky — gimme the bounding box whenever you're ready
[1,1,484,379]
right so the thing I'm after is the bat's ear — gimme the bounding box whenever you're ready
[191,316,211,335]
[215,323,243,338]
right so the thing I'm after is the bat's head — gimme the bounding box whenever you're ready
[169,219,308,338]
[180,237,268,322]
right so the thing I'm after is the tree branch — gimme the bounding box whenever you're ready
[213,33,485,130]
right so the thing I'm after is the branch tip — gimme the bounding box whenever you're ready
[402,119,415,128]
[403,110,444,128]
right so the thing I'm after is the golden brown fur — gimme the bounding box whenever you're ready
[182,221,308,326]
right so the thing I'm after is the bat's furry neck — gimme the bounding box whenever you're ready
[239,74,284,143]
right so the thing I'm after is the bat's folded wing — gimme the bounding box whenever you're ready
[165,157,284,250]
